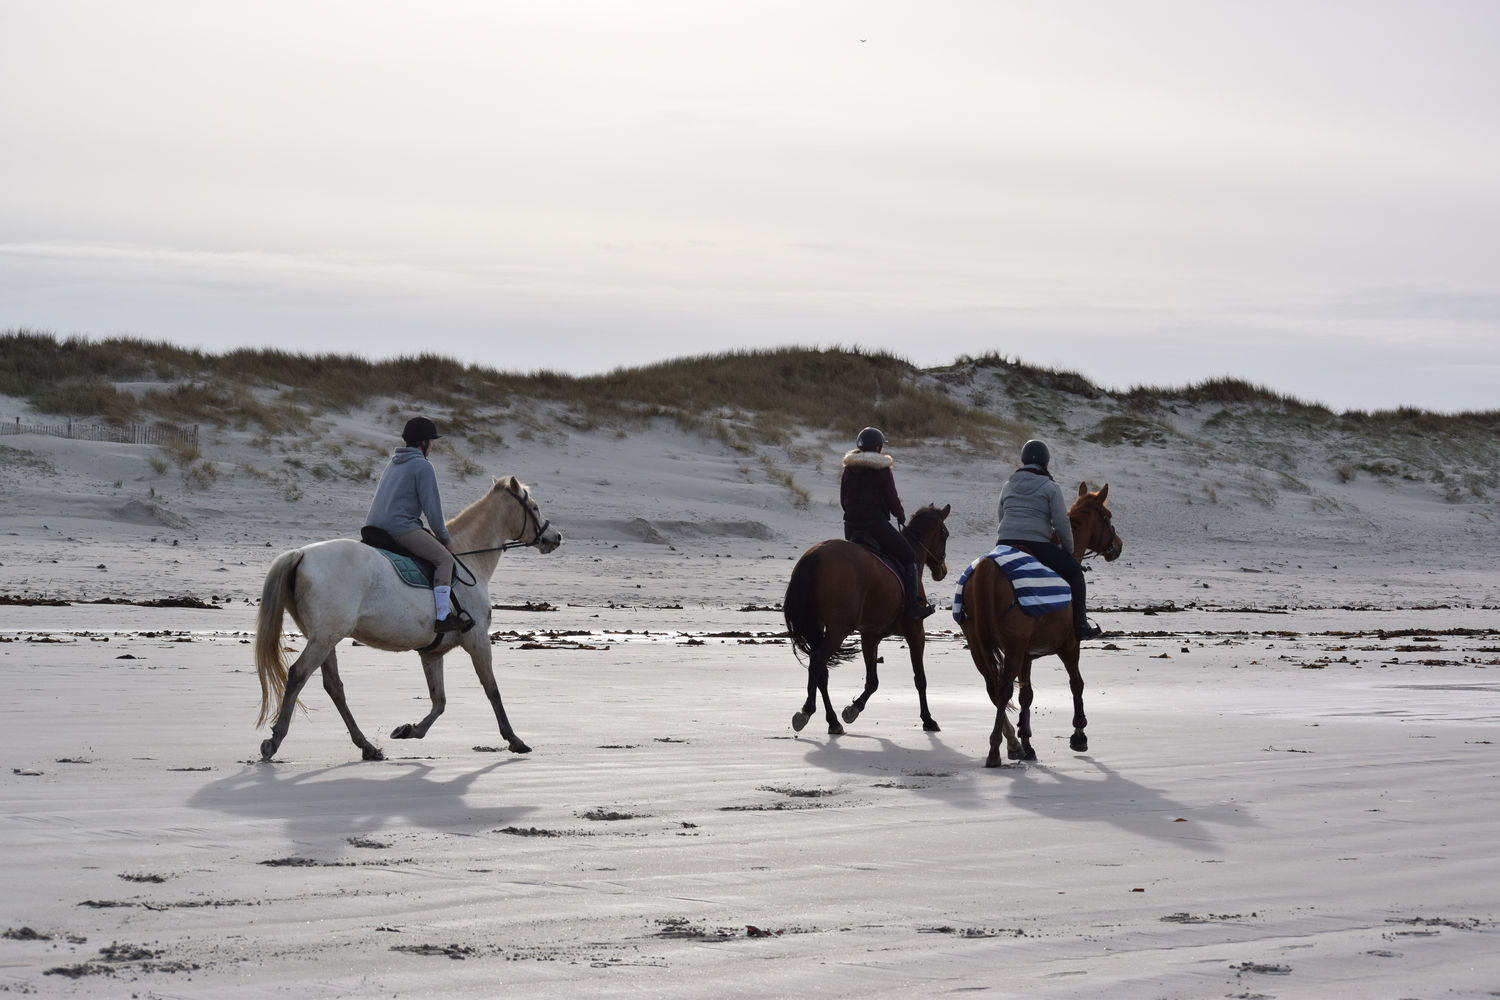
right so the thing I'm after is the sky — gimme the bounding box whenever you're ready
[2,1,1498,413]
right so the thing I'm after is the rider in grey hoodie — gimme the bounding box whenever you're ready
[365,416,469,633]
[996,439,1101,640]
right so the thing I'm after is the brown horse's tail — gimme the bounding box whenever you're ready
[254,549,303,728]
[783,549,823,663]
[963,557,1009,706]
[783,548,858,666]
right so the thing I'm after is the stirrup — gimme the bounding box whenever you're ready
[434,610,475,634]
[908,602,935,621]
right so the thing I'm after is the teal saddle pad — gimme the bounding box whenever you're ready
[373,547,432,589]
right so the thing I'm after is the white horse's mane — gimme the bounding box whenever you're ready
[448,475,527,535]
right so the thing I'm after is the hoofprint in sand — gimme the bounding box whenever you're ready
[1,421,1498,997]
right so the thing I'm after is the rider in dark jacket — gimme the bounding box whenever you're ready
[996,439,1101,640]
[841,427,934,620]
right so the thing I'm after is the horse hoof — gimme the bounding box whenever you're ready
[791,711,810,732]
[922,719,941,733]
[1007,746,1023,761]
[390,724,416,739]
[508,740,532,754]
[362,745,385,762]
[828,722,845,736]
[840,705,860,724]
[259,739,277,761]
[1021,747,1038,762]
[985,752,1002,768]
[1070,733,1089,753]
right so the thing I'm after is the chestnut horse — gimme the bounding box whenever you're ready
[957,483,1122,766]
[783,504,951,735]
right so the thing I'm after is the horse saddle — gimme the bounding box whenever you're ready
[847,532,906,598]
[360,526,436,589]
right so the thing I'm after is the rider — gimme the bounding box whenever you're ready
[840,426,934,620]
[996,439,1101,640]
[365,416,472,633]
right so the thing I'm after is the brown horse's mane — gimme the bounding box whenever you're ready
[905,504,947,530]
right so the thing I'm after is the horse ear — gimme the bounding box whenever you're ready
[1077,481,1088,497]
[1097,483,1109,503]
[940,503,951,518]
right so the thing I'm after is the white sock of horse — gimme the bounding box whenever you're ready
[433,585,452,621]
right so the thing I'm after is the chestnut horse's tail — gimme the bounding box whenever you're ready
[783,548,860,666]
[255,548,304,727]
[964,557,1010,706]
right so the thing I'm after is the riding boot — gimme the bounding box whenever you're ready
[432,585,475,633]
[904,565,934,620]
[1074,607,1103,640]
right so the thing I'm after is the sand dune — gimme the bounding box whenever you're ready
[2,381,1498,996]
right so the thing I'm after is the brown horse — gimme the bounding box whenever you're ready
[958,483,1122,766]
[783,504,951,735]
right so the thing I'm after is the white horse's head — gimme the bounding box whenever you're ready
[495,476,562,553]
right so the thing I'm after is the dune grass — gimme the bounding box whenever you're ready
[5,331,1497,477]
[1,332,1001,446]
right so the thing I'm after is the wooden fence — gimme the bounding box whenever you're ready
[1,418,199,450]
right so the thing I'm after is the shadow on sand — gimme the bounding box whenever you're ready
[798,731,990,811]
[797,730,1259,852]
[997,755,1260,853]
[186,756,536,853]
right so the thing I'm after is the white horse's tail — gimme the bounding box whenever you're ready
[255,548,304,728]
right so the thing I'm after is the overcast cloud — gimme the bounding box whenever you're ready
[3,1,1497,411]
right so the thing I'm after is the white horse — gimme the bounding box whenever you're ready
[255,475,562,762]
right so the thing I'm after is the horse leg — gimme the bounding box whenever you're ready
[840,636,881,726]
[1014,660,1037,762]
[905,626,940,732]
[986,674,1014,768]
[320,649,384,761]
[259,639,336,761]
[1061,644,1089,752]
[986,641,1027,768]
[793,634,845,736]
[390,650,447,741]
[468,645,531,754]
[1000,709,1019,760]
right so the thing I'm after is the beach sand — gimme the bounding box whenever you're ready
[2,408,1497,997]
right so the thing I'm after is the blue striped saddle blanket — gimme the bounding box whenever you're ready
[952,545,1071,622]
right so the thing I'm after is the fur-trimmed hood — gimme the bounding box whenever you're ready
[842,449,894,470]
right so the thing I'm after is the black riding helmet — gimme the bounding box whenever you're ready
[402,416,441,446]
[1021,439,1050,469]
[856,427,886,452]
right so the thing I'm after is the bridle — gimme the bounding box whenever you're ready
[1078,505,1122,564]
[902,508,950,573]
[452,487,552,557]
